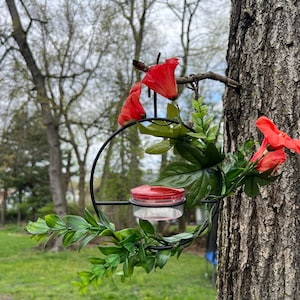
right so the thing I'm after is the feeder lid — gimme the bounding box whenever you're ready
[130,185,184,201]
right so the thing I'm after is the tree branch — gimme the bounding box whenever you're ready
[19,0,47,33]
[176,72,240,89]
[133,59,240,88]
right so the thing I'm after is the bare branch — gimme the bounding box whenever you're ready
[19,0,47,33]
[176,72,240,89]
[0,46,17,64]
[132,60,240,88]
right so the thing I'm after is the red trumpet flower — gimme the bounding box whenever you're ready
[255,116,300,153]
[118,82,146,127]
[141,57,179,100]
[251,139,286,172]
[251,116,300,172]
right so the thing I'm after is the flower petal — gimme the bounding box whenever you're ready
[118,82,146,127]
[250,138,268,163]
[256,116,285,148]
[141,57,179,100]
[256,116,300,153]
[256,148,286,172]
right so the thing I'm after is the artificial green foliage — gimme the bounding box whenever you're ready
[242,168,280,197]
[188,98,219,142]
[166,102,181,120]
[25,98,282,293]
[26,209,207,293]
[145,139,173,154]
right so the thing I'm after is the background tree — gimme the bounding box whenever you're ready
[3,0,117,216]
[0,109,50,224]
[218,1,300,299]
[1,0,230,226]
[5,0,67,216]
[95,0,157,228]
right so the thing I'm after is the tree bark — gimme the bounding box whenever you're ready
[218,1,300,299]
[6,0,67,216]
[0,189,7,226]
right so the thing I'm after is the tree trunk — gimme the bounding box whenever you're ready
[78,162,86,215]
[218,1,300,299]
[6,0,67,217]
[0,189,7,226]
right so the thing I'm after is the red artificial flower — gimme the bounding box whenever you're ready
[251,138,286,172]
[141,57,179,100]
[118,82,146,127]
[256,148,286,172]
[250,116,300,172]
[255,116,300,153]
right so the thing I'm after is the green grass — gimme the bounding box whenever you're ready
[0,224,216,300]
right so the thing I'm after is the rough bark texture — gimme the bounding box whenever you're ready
[218,1,300,299]
[0,189,7,226]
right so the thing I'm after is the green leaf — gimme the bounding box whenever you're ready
[244,177,260,197]
[163,232,193,243]
[202,143,224,167]
[137,121,174,138]
[207,125,218,137]
[203,116,214,132]
[98,228,115,237]
[142,256,156,273]
[137,121,187,140]
[139,219,156,235]
[123,242,136,254]
[45,214,65,230]
[26,218,50,235]
[126,256,136,277]
[174,142,204,167]
[172,123,188,137]
[105,254,121,267]
[186,132,207,139]
[98,245,123,255]
[115,228,142,243]
[187,168,221,208]
[89,257,106,265]
[94,208,113,230]
[243,170,280,197]
[62,230,76,246]
[192,98,204,109]
[225,168,245,184]
[84,209,99,227]
[154,162,202,188]
[62,229,88,247]
[145,139,173,154]
[166,103,180,119]
[30,232,49,242]
[77,271,93,286]
[64,215,90,230]
[156,250,171,269]
[242,140,255,153]
[78,233,98,251]
[123,257,129,277]
[138,243,146,262]
[91,265,106,277]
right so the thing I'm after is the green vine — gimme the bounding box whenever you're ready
[26,98,279,293]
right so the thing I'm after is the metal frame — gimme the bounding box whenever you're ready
[89,117,194,217]
[89,116,220,250]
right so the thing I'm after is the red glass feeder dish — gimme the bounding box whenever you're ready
[130,185,185,221]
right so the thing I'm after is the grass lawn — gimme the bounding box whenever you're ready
[0,224,216,300]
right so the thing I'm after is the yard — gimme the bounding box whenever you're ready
[0,225,216,300]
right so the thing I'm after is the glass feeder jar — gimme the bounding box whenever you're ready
[130,185,185,221]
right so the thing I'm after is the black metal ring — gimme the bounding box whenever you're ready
[89,117,194,218]
[89,117,220,251]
